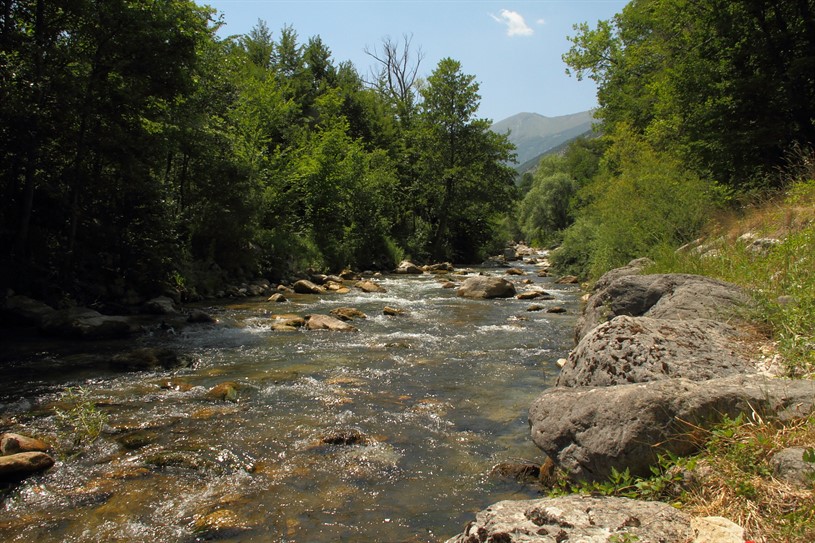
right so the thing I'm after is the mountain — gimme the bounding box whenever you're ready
[491,110,596,171]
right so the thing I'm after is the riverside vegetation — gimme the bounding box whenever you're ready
[3,0,815,541]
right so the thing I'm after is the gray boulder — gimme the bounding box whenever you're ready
[770,447,815,487]
[40,307,135,339]
[457,276,516,299]
[577,272,750,341]
[110,347,190,371]
[558,315,756,387]
[444,494,693,543]
[529,375,815,481]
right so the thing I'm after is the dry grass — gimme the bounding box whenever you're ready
[679,416,815,543]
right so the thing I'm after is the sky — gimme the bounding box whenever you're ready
[200,0,628,123]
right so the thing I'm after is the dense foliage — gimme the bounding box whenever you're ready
[0,1,516,303]
[517,0,815,280]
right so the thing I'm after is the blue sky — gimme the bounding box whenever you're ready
[201,1,628,123]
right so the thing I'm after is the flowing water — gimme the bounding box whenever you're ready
[0,261,579,542]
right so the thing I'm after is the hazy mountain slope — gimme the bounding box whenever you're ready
[491,110,595,168]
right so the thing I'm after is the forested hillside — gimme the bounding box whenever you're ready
[0,1,516,304]
[516,0,815,278]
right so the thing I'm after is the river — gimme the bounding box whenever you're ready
[0,259,579,542]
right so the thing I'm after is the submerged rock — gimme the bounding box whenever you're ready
[110,347,190,371]
[444,495,693,543]
[320,429,370,446]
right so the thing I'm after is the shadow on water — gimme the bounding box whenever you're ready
[0,262,581,542]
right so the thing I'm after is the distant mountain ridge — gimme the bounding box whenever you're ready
[491,110,595,171]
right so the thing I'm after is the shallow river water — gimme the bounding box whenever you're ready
[0,261,579,542]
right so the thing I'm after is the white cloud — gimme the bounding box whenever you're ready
[536,18,546,26]
[490,9,534,37]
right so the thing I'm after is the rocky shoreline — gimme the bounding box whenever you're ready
[445,259,815,543]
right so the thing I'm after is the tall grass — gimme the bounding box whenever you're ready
[648,179,815,376]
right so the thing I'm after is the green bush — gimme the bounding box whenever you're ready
[553,128,714,279]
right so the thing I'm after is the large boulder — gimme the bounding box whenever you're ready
[576,272,750,341]
[457,276,516,299]
[528,375,815,482]
[40,307,136,339]
[444,494,693,543]
[558,315,757,387]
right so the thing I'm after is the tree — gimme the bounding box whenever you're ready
[416,58,516,261]
[364,34,423,126]
[564,0,815,186]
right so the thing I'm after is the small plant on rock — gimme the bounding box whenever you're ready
[53,386,108,455]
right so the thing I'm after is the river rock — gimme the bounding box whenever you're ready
[2,295,55,326]
[354,280,387,293]
[457,276,516,299]
[320,428,370,446]
[206,382,239,402]
[40,307,135,339]
[425,262,454,273]
[516,289,552,300]
[0,451,55,481]
[1,433,50,455]
[576,271,751,341]
[529,374,815,481]
[330,307,367,321]
[110,347,189,371]
[383,306,404,316]
[305,314,358,332]
[395,260,423,274]
[187,309,216,323]
[267,292,287,303]
[505,268,525,276]
[555,275,579,284]
[558,315,756,387]
[444,494,693,543]
[691,516,745,543]
[292,280,323,294]
[142,296,177,315]
[193,508,250,538]
[770,447,815,487]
